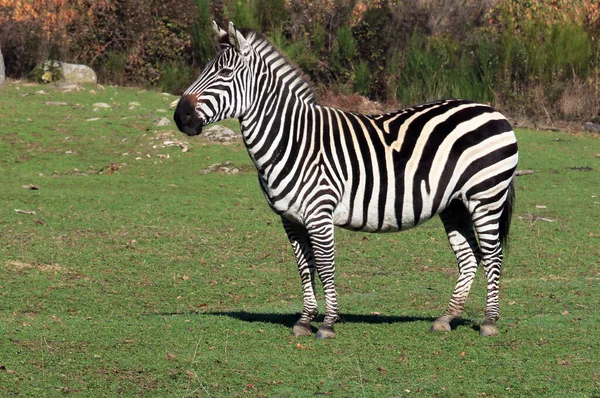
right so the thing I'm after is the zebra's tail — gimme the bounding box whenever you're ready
[499,177,516,251]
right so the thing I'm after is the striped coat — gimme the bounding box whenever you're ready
[174,22,518,338]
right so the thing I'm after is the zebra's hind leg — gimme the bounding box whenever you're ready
[431,201,482,333]
[472,206,505,337]
[282,218,318,337]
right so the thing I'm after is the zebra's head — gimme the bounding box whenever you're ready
[174,22,253,136]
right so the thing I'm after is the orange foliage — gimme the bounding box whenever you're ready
[0,0,76,40]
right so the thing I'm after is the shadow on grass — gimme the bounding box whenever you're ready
[200,311,474,331]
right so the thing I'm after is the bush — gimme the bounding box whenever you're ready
[354,61,371,97]
[2,0,599,120]
[254,0,288,34]
[0,19,45,78]
[159,61,195,94]
[227,0,258,30]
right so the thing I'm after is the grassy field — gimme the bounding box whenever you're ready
[0,81,599,397]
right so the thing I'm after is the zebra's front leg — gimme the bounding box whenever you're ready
[306,218,338,339]
[282,218,318,337]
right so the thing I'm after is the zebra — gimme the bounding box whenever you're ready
[174,22,518,339]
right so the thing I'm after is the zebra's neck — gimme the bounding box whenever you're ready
[239,34,319,166]
[242,34,316,117]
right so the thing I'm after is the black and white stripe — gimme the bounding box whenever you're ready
[174,22,518,338]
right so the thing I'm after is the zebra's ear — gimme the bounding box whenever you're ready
[228,22,249,54]
[212,21,227,41]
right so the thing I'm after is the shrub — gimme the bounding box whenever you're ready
[354,61,371,97]
[226,0,258,30]
[28,60,63,84]
[254,0,288,34]
[0,19,45,78]
[159,61,195,94]
[335,26,356,64]
[192,0,217,69]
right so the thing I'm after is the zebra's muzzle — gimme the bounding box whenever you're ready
[174,94,204,136]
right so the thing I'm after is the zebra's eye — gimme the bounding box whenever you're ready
[218,68,233,77]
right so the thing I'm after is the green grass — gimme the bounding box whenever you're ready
[1,81,599,397]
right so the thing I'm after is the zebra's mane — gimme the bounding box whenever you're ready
[221,28,317,104]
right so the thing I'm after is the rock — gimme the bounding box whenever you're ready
[203,125,241,142]
[162,139,189,152]
[45,101,68,106]
[60,62,97,84]
[169,99,179,109]
[93,102,111,109]
[32,61,97,84]
[155,117,171,126]
[583,122,600,133]
[21,184,39,190]
[60,84,81,92]
[515,169,534,176]
[0,42,5,86]
[198,161,240,175]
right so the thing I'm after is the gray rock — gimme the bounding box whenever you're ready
[203,125,241,142]
[60,62,97,84]
[198,161,240,175]
[155,117,171,127]
[583,122,600,133]
[93,102,111,109]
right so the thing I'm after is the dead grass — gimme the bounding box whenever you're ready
[559,79,600,120]
[5,260,65,273]
[319,90,387,114]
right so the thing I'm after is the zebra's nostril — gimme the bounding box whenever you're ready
[183,113,192,125]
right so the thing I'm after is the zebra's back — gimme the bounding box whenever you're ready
[328,99,518,232]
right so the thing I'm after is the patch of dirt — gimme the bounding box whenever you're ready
[5,261,65,273]
[98,162,126,175]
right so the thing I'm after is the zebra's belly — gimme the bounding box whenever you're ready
[332,194,445,233]
[332,202,410,233]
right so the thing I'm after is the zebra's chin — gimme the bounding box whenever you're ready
[179,123,203,137]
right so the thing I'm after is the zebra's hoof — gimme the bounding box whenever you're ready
[430,321,451,332]
[315,325,336,339]
[479,321,499,337]
[430,315,454,332]
[291,322,312,337]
